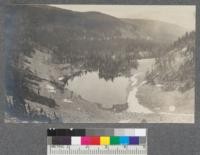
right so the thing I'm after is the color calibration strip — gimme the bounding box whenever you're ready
[48,135,145,145]
[47,128,147,155]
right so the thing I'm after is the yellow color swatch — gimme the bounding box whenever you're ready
[100,136,110,145]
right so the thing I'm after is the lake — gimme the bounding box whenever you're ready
[65,58,155,110]
[66,71,130,108]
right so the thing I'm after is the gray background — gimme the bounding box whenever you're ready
[0,0,200,155]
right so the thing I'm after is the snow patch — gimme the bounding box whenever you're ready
[46,84,56,93]
[58,76,64,81]
[182,47,188,52]
[156,84,163,87]
[63,98,72,103]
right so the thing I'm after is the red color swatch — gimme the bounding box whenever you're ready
[90,136,100,145]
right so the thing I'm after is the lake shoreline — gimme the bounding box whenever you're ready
[5,56,194,123]
[126,73,153,114]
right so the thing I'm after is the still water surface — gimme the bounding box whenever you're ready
[66,72,130,108]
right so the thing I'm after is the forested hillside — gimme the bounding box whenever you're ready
[146,31,195,92]
[5,5,187,62]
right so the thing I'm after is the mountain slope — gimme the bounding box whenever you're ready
[6,5,187,57]
[123,18,187,44]
[145,31,195,92]
[9,5,186,41]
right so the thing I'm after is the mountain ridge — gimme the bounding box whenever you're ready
[7,5,187,44]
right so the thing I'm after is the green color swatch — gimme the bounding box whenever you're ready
[110,136,120,145]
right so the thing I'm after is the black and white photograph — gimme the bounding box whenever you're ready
[4,5,195,123]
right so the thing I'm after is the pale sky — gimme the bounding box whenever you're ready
[50,5,196,31]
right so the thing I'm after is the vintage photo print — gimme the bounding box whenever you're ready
[4,5,195,123]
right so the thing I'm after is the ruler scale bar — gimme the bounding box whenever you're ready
[47,128,147,155]
[48,146,147,155]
